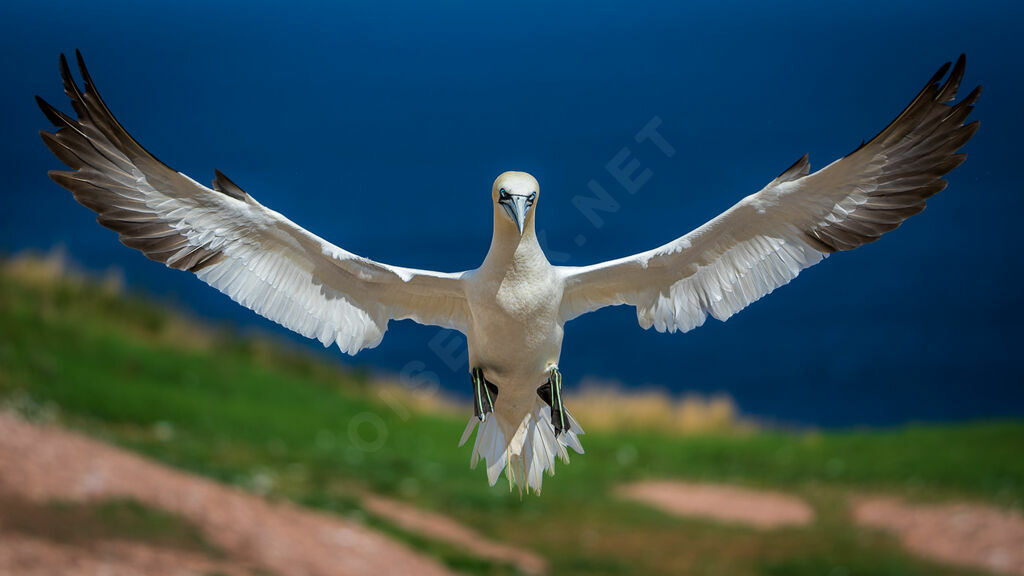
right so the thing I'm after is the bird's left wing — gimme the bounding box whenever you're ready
[559,55,979,332]
[38,52,469,354]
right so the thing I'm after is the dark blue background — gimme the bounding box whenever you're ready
[2,0,1021,426]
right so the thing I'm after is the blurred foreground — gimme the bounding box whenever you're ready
[1,252,1023,576]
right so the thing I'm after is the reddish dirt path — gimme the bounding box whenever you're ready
[0,413,456,576]
[853,496,1024,575]
[616,480,815,529]
[0,532,250,576]
[362,494,547,574]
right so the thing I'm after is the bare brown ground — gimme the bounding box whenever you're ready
[616,480,815,529]
[362,493,547,574]
[0,532,248,576]
[853,496,1024,575]
[0,413,456,576]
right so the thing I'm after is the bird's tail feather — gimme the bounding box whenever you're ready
[459,397,584,494]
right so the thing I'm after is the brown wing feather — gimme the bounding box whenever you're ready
[37,51,238,272]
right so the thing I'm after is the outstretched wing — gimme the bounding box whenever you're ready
[559,55,979,332]
[38,51,469,354]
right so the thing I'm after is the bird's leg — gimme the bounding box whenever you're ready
[537,366,567,436]
[471,367,498,422]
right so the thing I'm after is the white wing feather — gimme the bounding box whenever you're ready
[559,56,979,332]
[39,52,469,354]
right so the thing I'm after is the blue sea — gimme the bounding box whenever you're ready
[2,0,1022,426]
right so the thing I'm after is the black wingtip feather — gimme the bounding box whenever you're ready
[803,55,979,254]
[937,54,967,103]
[40,51,237,278]
[60,53,77,90]
[962,84,983,107]
[773,153,810,184]
[35,95,63,126]
[75,50,92,90]
[928,60,953,87]
[847,55,978,159]
[212,169,248,201]
[59,52,88,115]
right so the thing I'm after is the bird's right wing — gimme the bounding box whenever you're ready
[38,52,470,354]
[559,55,979,333]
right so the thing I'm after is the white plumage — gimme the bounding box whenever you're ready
[39,52,979,492]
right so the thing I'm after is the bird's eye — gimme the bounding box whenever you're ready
[528,192,537,203]
[499,188,510,199]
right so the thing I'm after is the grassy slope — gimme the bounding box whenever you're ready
[1,262,1020,576]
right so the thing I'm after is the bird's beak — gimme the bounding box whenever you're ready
[501,195,531,236]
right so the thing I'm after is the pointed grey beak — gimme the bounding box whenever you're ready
[500,195,531,236]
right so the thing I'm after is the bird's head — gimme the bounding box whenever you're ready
[492,171,539,237]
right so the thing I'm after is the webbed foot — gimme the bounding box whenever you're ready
[471,367,498,422]
[536,366,567,436]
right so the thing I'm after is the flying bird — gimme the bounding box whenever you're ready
[38,52,979,493]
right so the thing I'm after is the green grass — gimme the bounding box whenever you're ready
[1,259,1020,576]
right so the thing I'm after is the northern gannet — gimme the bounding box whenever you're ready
[38,52,979,492]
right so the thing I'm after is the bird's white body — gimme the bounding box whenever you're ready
[466,237,561,417]
[460,172,582,490]
[467,174,560,407]
[40,52,979,493]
